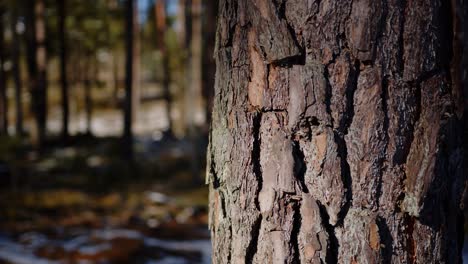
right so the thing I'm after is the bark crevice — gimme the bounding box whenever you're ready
[245,215,262,264]
[318,202,339,264]
[252,112,263,211]
[292,140,309,193]
[404,213,416,264]
[339,59,359,134]
[208,134,221,188]
[324,65,334,127]
[333,131,352,227]
[332,60,359,226]
[397,0,407,73]
[376,75,390,209]
[396,81,422,211]
[291,201,302,264]
[373,0,389,63]
[272,0,306,66]
[376,216,393,263]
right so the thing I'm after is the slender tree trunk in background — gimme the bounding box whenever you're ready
[83,57,92,135]
[69,43,80,86]
[207,1,465,263]
[155,0,173,137]
[177,0,192,136]
[176,0,193,59]
[201,0,217,127]
[187,0,203,130]
[34,0,47,146]
[25,0,47,147]
[58,0,69,141]
[11,4,24,136]
[184,0,192,51]
[132,0,140,124]
[123,0,134,158]
[182,0,204,183]
[112,51,120,105]
[162,51,172,136]
[176,0,201,184]
[84,80,91,135]
[0,7,8,136]
[69,42,83,135]
[25,0,37,140]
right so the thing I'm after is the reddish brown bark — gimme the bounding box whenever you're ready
[207,0,466,263]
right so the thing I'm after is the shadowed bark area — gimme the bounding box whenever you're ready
[207,0,465,263]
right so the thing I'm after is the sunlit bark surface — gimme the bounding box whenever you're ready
[207,0,466,263]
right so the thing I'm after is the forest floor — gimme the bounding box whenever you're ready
[0,133,210,264]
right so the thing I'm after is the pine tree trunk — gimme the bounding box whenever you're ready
[201,0,217,126]
[83,56,92,135]
[155,0,173,136]
[123,0,135,158]
[179,0,192,137]
[207,1,465,263]
[11,3,24,136]
[176,0,191,49]
[58,0,69,141]
[0,7,7,136]
[35,0,47,146]
[188,0,203,127]
[25,0,47,147]
[112,51,120,105]
[132,0,140,124]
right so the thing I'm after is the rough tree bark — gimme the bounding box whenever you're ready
[207,0,465,263]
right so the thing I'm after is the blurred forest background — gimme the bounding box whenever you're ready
[0,0,216,263]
